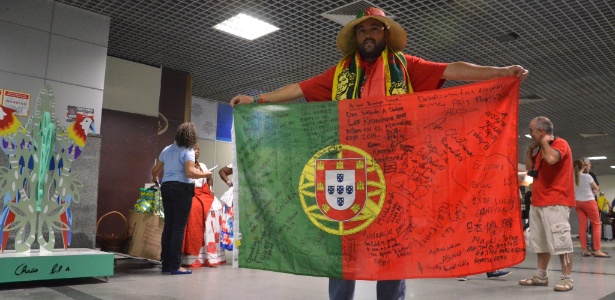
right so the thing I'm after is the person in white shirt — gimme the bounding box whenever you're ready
[573,159,609,258]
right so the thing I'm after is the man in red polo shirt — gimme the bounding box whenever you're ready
[520,116,575,292]
[231,7,528,300]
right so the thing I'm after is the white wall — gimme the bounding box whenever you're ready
[102,57,161,116]
[0,0,109,132]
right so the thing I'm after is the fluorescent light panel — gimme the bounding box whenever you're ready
[587,156,607,160]
[213,13,279,40]
[611,166,615,169]
[524,134,531,138]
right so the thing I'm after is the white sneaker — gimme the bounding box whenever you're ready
[554,278,573,292]
[519,275,548,286]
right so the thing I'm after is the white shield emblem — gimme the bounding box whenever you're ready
[315,158,367,221]
[325,170,355,210]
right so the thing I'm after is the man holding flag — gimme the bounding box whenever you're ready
[231,7,528,300]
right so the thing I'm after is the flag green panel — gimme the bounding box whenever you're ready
[234,102,343,277]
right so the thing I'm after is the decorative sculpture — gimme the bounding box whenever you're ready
[0,85,94,253]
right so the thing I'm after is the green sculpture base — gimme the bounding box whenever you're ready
[0,248,114,283]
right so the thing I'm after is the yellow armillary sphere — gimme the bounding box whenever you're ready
[298,144,386,236]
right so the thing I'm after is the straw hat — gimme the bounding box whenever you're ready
[336,7,407,55]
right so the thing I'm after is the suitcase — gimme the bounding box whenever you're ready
[603,224,613,240]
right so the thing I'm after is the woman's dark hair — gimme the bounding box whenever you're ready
[573,159,584,186]
[175,122,198,148]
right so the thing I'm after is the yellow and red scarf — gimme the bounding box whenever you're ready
[332,47,413,101]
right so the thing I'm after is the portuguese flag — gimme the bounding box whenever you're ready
[233,76,524,280]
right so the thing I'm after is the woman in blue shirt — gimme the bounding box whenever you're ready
[152,122,212,275]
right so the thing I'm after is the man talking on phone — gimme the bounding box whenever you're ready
[520,116,575,292]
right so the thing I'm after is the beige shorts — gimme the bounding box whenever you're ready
[528,205,573,255]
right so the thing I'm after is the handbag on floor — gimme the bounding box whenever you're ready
[601,211,612,224]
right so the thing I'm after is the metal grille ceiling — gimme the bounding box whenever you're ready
[57,0,615,176]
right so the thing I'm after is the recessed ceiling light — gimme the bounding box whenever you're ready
[321,1,391,26]
[519,94,545,105]
[587,156,607,160]
[213,13,279,40]
[579,132,609,138]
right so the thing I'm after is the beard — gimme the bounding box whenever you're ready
[358,38,386,60]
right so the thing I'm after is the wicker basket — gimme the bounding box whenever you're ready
[96,211,131,252]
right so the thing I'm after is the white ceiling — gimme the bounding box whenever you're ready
[57,0,615,176]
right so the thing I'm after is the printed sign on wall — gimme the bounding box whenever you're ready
[191,97,218,140]
[66,105,94,122]
[2,90,30,117]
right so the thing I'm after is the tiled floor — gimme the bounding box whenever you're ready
[1,238,614,300]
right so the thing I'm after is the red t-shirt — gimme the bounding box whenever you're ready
[530,138,576,207]
[298,54,448,102]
